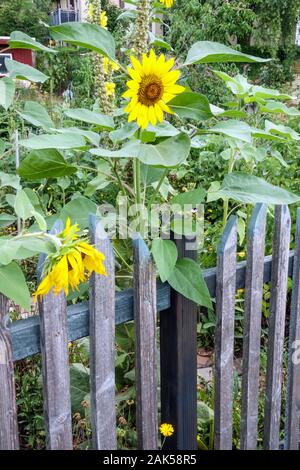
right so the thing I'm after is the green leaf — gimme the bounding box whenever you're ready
[220,173,300,205]
[184,41,271,65]
[151,239,178,282]
[14,189,35,220]
[138,133,191,167]
[70,363,90,413]
[169,92,213,121]
[18,149,77,180]
[5,58,48,83]
[147,121,180,137]
[19,133,86,150]
[259,100,300,116]
[85,175,111,196]
[170,187,206,207]
[209,120,252,143]
[0,171,21,189]
[109,122,138,144]
[17,101,54,129]
[0,77,15,110]
[51,22,115,59]
[0,214,16,228]
[9,31,56,53]
[90,141,140,158]
[250,85,293,102]
[64,108,114,130]
[213,71,251,96]
[264,120,300,141]
[167,258,212,309]
[55,127,100,147]
[0,262,31,310]
[59,196,97,229]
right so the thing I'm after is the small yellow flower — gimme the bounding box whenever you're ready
[123,49,185,129]
[159,423,174,437]
[33,219,107,301]
[106,81,115,96]
[238,251,246,258]
[160,0,174,7]
[103,57,120,75]
[100,11,108,29]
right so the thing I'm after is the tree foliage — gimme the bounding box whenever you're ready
[0,0,52,43]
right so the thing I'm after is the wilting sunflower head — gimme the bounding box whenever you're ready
[160,0,174,8]
[123,49,185,129]
[33,219,107,301]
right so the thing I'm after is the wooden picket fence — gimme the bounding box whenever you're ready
[0,204,300,450]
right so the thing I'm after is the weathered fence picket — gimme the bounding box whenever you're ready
[240,204,267,450]
[133,236,158,450]
[38,220,73,450]
[285,208,300,450]
[89,215,117,450]
[264,205,291,450]
[214,216,237,450]
[1,204,300,451]
[0,294,19,450]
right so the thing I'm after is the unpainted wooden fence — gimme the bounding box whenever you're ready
[0,204,300,450]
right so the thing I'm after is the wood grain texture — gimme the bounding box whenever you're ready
[214,216,237,450]
[241,204,267,450]
[89,215,116,450]
[264,205,291,450]
[38,220,73,450]
[160,236,198,451]
[0,294,19,450]
[285,207,300,450]
[133,236,158,450]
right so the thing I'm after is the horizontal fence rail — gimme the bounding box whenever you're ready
[10,252,295,362]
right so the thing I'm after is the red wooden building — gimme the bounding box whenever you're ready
[0,36,34,76]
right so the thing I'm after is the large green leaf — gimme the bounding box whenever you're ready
[91,133,191,167]
[220,173,300,205]
[184,41,271,65]
[0,214,16,228]
[138,133,191,167]
[170,187,206,207]
[18,149,77,180]
[0,77,15,110]
[209,120,252,143]
[17,101,54,129]
[20,133,86,149]
[51,22,115,59]
[9,31,56,53]
[264,120,300,141]
[109,122,138,144]
[14,189,35,220]
[167,258,212,309]
[151,239,178,283]
[169,92,213,120]
[5,58,48,83]
[64,108,114,130]
[55,127,100,147]
[259,101,300,116]
[59,196,97,228]
[250,85,293,102]
[0,171,21,189]
[0,262,31,310]
[70,363,90,413]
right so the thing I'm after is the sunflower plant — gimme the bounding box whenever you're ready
[0,0,300,310]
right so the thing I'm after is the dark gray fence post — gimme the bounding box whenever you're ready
[160,236,197,450]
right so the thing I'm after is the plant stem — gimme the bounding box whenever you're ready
[222,153,236,229]
[133,158,142,206]
[148,169,168,208]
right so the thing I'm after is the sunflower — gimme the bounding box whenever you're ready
[33,219,107,301]
[123,49,185,129]
[160,0,174,7]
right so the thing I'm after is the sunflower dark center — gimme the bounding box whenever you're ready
[138,75,163,106]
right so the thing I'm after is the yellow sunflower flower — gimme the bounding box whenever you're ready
[160,0,174,8]
[123,49,185,129]
[33,219,107,301]
[159,423,174,437]
[106,81,116,96]
[100,10,108,29]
